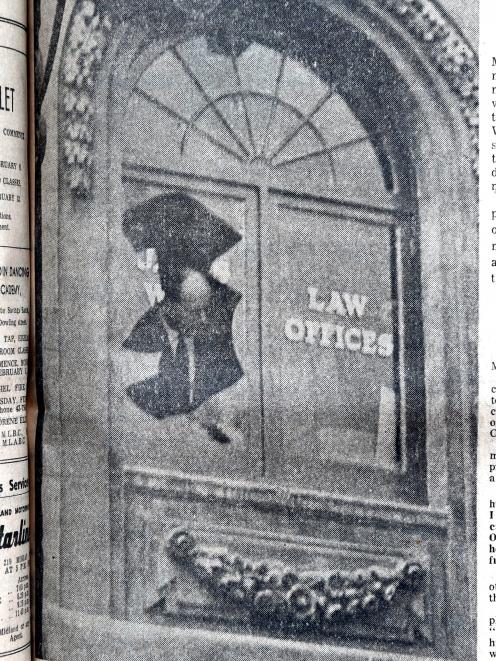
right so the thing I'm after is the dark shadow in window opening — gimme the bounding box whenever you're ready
[122,192,244,419]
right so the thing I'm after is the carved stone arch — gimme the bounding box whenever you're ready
[59,0,477,196]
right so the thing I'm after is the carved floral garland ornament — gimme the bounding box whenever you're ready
[61,0,478,196]
[166,528,427,636]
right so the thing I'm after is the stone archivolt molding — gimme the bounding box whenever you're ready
[61,0,477,197]
[61,0,111,196]
[164,528,428,637]
[380,0,478,176]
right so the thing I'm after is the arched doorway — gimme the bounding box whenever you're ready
[110,13,426,504]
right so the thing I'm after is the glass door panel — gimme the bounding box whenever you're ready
[261,192,412,498]
[111,172,263,480]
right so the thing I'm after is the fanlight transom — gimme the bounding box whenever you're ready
[128,36,391,194]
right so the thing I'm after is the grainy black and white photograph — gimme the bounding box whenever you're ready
[34,0,478,658]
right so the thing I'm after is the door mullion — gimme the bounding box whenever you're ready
[258,186,268,478]
[258,187,286,480]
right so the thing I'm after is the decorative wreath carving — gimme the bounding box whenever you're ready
[61,0,478,196]
[165,528,428,636]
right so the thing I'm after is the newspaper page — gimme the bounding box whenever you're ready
[0,1,31,660]
[35,0,478,660]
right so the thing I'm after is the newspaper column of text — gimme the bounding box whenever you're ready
[0,1,30,660]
